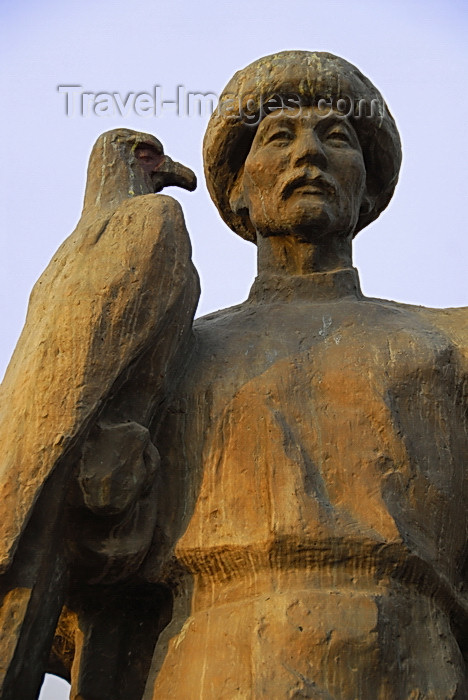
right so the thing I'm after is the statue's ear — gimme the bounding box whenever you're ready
[229,174,249,216]
[359,192,374,217]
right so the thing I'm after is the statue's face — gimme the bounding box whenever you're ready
[240,106,368,242]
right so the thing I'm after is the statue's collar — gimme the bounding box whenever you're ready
[247,267,363,304]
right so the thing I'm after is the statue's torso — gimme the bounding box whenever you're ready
[146,290,468,699]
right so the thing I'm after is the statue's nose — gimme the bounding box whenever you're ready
[292,129,328,170]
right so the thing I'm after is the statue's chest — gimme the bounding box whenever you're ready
[189,301,455,412]
[171,301,466,572]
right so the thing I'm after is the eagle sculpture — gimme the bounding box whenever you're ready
[0,128,200,699]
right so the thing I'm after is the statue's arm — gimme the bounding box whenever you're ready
[434,306,468,362]
[427,307,468,595]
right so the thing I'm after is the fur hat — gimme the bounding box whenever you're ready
[203,51,402,242]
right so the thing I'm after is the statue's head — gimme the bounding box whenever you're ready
[83,128,196,216]
[203,51,402,244]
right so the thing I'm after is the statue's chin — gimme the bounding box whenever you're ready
[256,215,354,244]
[253,195,357,243]
[287,197,356,239]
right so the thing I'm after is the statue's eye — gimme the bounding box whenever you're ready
[266,129,293,145]
[135,145,164,172]
[325,129,352,145]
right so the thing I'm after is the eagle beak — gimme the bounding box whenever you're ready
[153,156,197,193]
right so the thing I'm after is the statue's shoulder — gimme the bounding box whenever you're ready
[365,296,467,321]
[367,297,468,359]
[194,301,250,333]
[415,304,468,358]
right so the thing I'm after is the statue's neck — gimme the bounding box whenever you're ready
[248,266,363,303]
[249,233,361,303]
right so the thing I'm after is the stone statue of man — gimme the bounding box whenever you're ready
[2,51,468,700]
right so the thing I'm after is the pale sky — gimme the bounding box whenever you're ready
[1,1,467,697]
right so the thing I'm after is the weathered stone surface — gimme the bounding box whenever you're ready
[1,52,468,700]
[146,53,466,699]
[0,129,199,698]
[0,130,198,573]
[145,272,468,699]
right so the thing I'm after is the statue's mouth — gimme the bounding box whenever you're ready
[282,173,335,200]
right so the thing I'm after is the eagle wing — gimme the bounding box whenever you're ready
[0,192,199,572]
